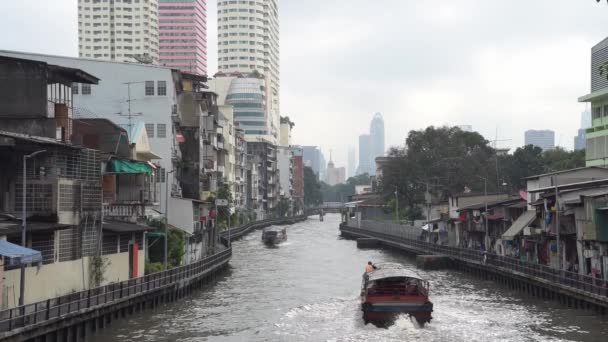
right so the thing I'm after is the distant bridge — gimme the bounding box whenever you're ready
[310,202,345,213]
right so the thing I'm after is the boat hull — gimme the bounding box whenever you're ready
[362,301,433,325]
[261,230,286,245]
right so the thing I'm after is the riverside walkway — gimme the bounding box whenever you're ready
[341,221,608,313]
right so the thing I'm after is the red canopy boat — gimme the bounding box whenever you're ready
[360,263,433,326]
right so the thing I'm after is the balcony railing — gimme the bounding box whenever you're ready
[102,204,144,222]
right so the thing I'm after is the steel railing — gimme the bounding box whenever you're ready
[342,224,608,299]
[0,215,309,334]
[0,248,231,334]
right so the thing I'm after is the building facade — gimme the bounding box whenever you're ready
[225,77,270,140]
[347,146,356,179]
[580,37,608,166]
[0,50,222,263]
[217,0,280,143]
[358,134,372,175]
[370,112,385,165]
[77,0,160,63]
[158,0,207,75]
[524,130,555,151]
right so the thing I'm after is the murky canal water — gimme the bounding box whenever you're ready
[90,214,608,341]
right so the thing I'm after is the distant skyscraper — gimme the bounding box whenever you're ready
[326,153,346,186]
[158,0,207,75]
[217,0,280,142]
[358,134,372,175]
[580,109,592,129]
[302,146,324,179]
[574,129,586,151]
[78,0,159,63]
[574,110,591,151]
[525,130,555,151]
[347,146,356,179]
[370,113,385,162]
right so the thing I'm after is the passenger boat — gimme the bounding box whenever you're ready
[261,226,287,245]
[360,263,433,326]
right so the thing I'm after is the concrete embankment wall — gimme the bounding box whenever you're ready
[341,223,608,314]
[3,250,145,309]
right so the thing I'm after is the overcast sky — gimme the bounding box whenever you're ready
[1,1,608,170]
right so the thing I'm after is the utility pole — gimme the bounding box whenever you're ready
[394,186,399,223]
[484,177,488,250]
[475,175,489,250]
[554,176,561,270]
[164,169,175,270]
[21,150,46,306]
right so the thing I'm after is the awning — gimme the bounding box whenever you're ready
[0,240,42,266]
[103,222,157,233]
[344,200,364,208]
[502,210,537,241]
[110,159,153,174]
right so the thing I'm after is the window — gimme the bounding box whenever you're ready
[145,123,155,137]
[145,80,155,96]
[82,84,92,95]
[157,81,167,96]
[72,84,79,95]
[157,123,167,138]
[594,106,602,120]
[159,167,166,183]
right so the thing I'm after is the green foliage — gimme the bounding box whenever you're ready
[380,126,495,209]
[216,179,233,226]
[378,126,586,210]
[304,166,323,205]
[499,145,585,192]
[89,256,111,287]
[321,173,371,202]
[145,260,163,275]
[168,228,185,267]
[148,227,186,268]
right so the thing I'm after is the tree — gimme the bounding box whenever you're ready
[320,174,372,203]
[304,166,323,206]
[216,179,233,227]
[542,147,585,171]
[499,144,545,192]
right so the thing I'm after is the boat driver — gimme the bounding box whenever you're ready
[365,261,377,273]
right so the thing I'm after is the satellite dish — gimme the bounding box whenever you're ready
[132,54,153,64]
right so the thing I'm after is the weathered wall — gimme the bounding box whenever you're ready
[0,118,57,138]
[4,257,91,308]
[0,59,47,118]
[3,249,145,308]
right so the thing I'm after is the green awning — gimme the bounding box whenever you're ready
[147,232,166,238]
[110,159,153,174]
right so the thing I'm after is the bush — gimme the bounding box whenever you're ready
[145,260,163,274]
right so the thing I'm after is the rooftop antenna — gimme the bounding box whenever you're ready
[119,82,144,132]
[491,126,511,191]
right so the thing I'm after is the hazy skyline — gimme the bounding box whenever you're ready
[1,1,608,167]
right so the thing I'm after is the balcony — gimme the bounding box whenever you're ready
[102,203,145,223]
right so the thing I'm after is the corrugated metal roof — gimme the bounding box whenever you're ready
[502,211,537,240]
[367,263,422,281]
[0,130,79,148]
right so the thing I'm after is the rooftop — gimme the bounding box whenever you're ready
[522,166,608,180]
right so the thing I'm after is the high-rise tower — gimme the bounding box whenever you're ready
[158,0,207,75]
[370,112,385,161]
[78,0,159,63]
[217,0,280,143]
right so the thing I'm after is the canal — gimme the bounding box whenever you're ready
[91,214,608,341]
